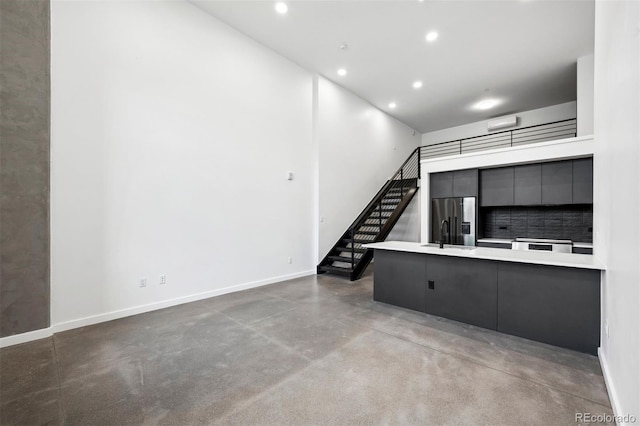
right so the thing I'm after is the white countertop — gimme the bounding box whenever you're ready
[363,241,605,270]
[573,242,593,248]
[477,238,593,249]
[477,238,513,244]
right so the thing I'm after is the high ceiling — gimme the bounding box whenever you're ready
[191,0,594,133]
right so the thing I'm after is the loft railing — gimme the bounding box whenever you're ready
[420,118,577,160]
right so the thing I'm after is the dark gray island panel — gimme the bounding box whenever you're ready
[371,246,602,355]
[425,256,498,330]
[497,263,600,354]
[373,250,426,313]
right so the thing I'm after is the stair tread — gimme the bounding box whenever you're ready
[335,246,366,253]
[319,265,353,275]
[328,255,356,263]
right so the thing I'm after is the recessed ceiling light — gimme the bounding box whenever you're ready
[473,99,501,110]
[275,2,288,14]
[337,68,347,76]
[388,102,397,109]
[426,31,439,42]
[413,81,423,89]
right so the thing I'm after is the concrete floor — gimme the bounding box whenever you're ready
[1,268,613,425]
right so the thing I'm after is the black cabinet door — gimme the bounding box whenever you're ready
[453,169,478,197]
[480,167,514,206]
[542,161,573,205]
[514,164,541,205]
[573,158,593,204]
[430,172,453,199]
[373,250,426,313]
[425,255,498,330]
[497,262,600,354]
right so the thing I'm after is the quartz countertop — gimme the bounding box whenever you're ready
[477,238,513,244]
[363,241,605,270]
[573,242,593,248]
[477,238,593,249]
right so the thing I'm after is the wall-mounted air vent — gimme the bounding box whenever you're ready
[487,115,518,132]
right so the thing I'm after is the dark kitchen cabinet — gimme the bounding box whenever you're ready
[431,169,478,199]
[425,255,498,330]
[479,158,593,207]
[373,250,426,313]
[480,167,514,206]
[497,262,600,354]
[514,164,541,205]
[542,161,573,205]
[573,158,593,204]
[430,172,453,199]
[372,249,601,354]
[453,169,478,197]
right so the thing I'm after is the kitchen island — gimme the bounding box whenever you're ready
[363,241,605,354]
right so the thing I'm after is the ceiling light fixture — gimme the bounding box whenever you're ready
[337,68,347,76]
[473,99,501,110]
[275,2,288,14]
[388,102,397,109]
[425,31,439,42]
[413,81,423,89]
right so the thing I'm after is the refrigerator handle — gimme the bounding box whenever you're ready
[448,216,452,244]
[454,216,458,245]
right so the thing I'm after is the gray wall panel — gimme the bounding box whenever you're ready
[0,0,51,336]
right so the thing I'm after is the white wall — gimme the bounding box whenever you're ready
[51,0,315,327]
[577,53,595,136]
[317,77,420,259]
[386,191,421,243]
[421,102,577,146]
[593,0,640,421]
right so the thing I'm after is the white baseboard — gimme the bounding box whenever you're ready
[598,347,626,423]
[0,327,53,348]
[0,269,315,349]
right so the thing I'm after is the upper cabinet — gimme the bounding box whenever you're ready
[453,169,478,198]
[572,158,594,204]
[430,172,453,199]
[480,167,514,206]
[541,161,573,205]
[479,158,593,206]
[514,164,542,205]
[430,169,478,199]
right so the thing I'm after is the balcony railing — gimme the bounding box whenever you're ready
[420,118,577,160]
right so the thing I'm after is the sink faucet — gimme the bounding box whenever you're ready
[439,219,449,249]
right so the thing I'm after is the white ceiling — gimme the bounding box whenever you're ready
[191,0,594,133]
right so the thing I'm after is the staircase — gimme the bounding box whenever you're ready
[317,147,421,281]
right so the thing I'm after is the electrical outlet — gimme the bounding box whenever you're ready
[288,257,293,264]
[604,321,609,339]
[139,277,147,288]
[159,274,166,285]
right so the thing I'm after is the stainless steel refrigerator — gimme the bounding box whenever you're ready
[431,197,476,246]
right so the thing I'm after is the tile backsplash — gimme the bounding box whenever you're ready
[480,205,593,243]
